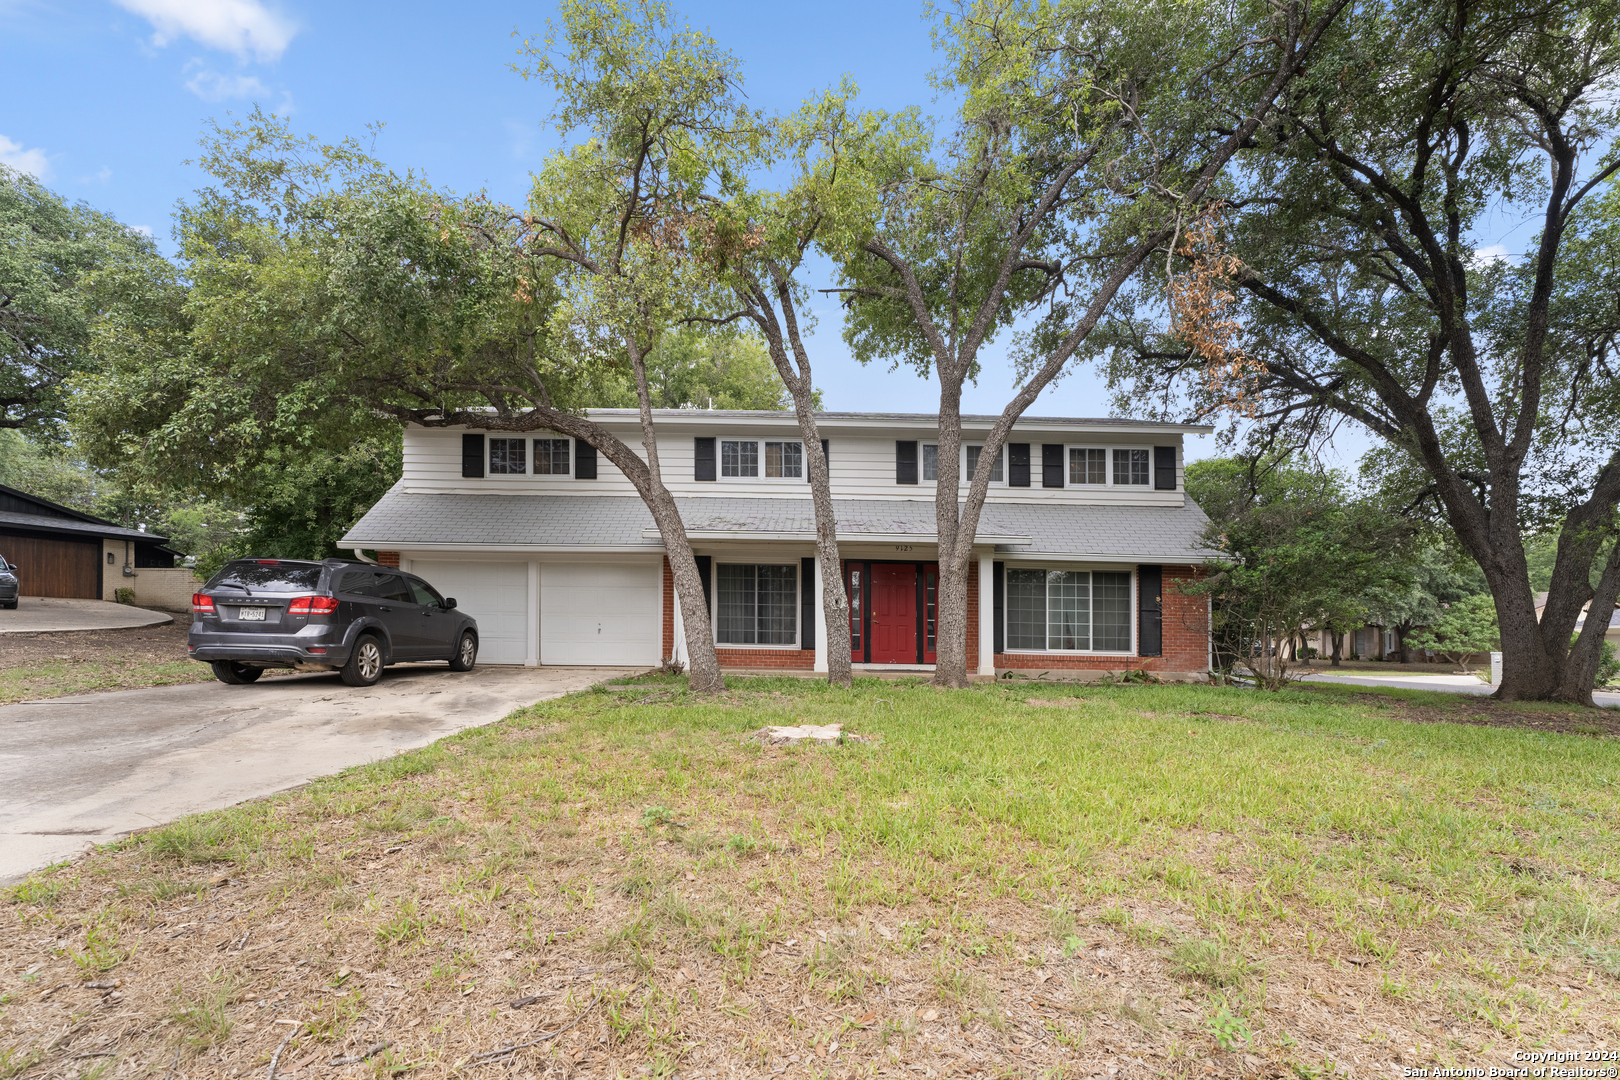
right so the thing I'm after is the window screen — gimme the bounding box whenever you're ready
[1070,447,1107,485]
[534,438,570,475]
[1092,572,1133,650]
[716,564,797,645]
[721,440,759,478]
[966,445,1004,483]
[1046,570,1089,650]
[764,441,802,478]
[1113,448,1150,485]
[490,438,526,474]
[922,443,939,482]
[1005,569,1048,651]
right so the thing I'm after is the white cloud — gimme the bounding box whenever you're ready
[131,225,154,237]
[185,67,270,100]
[0,134,50,180]
[1476,243,1513,265]
[113,0,297,61]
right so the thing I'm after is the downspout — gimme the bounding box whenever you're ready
[350,549,381,565]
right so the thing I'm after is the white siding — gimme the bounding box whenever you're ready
[399,422,1187,507]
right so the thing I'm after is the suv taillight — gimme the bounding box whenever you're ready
[286,595,340,615]
[192,592,215,613]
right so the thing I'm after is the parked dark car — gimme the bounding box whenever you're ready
[0,556,17,609]
[188,558,479,687]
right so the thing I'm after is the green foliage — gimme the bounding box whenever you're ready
[635,328,795,410]
[1408,594,1500,671]
[1185,455,1416,687]
[1589,638,1618,688]
[1205,1007,1251,1050]
[0,165,168,437]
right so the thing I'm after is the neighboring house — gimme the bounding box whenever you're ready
[340,410,1218,677]
[1541,596,1620,652]
[0,483,181,601]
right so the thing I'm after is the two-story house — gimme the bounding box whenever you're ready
[339,410,1217,679]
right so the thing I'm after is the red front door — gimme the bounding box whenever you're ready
[869,563,918,663]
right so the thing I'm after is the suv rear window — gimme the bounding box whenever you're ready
[209,561,324,593]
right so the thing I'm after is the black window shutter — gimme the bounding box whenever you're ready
[815,439,829,482]
[993,561,1005,653]
[694,437,716,481]
[1041,443,1064,488]
[896,440,918,484]
[800,557,815,650]
[1154,445,1177,490]
[461,433,485,478]
[1008,443,1031,487]
[695,555,711,609]
[1138,565,1163,657]
[574,440,597,479]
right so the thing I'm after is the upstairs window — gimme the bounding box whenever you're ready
[533,438,570,475]
[721,440,758,477]
[922,443,939,482]
[489,438,526,475]
[721,439,802,479]
[1070,447,1107,485]
[1113,448,1150,486]
[765,441,802,478]
[966,445,1004,483]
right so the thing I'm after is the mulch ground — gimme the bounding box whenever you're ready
[0,620,193,667]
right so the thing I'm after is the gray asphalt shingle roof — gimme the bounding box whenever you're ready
[0,509,167,544]
[344,492,1219,562]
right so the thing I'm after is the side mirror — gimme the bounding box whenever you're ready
[443,598,457,609]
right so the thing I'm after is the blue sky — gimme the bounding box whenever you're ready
[0,0,1238,458]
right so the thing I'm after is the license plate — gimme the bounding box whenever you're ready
[237,607,266,621]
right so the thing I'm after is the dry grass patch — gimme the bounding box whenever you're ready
[1,677,1617,1079]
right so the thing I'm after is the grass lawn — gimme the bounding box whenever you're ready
[3,678,1617,1080]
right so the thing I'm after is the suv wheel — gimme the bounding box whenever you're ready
[448,631,477,672]
[210,661,263,685]
[341,635,384,687]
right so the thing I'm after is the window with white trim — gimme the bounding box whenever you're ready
[1005,569,1133,652]
[489,438,527,474]
[1069,447,1106,485]
[533,438,570,475]
[965,444,1004,484]
[716,564,798,645]
[1113,448,1150,486]
[721,440,802,479]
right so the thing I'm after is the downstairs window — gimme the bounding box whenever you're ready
[1005,569,1132,652]
[716,564,798,645]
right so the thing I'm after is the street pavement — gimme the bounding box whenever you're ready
[1301,670,1620,707]
[0,664,626,883]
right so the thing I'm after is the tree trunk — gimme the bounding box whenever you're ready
[739,268,852,688]
[1330,629,1342,667]
[932,385,971,689]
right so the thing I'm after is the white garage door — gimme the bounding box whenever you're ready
[540,563,660,666]
[410,561,529,665]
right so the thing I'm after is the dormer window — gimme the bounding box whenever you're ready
[534,438,570,475]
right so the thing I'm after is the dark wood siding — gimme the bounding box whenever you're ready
[0,533,100,598]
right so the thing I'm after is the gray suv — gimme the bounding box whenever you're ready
[188,558,479,687]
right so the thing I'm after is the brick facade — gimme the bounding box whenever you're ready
[994,564,1208,675]
[660,559,1205,677]
[375,551,401,567]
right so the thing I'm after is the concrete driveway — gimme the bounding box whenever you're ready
[0,664,628,883]
[0,596,172,634]
[1301,670,1620,707]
